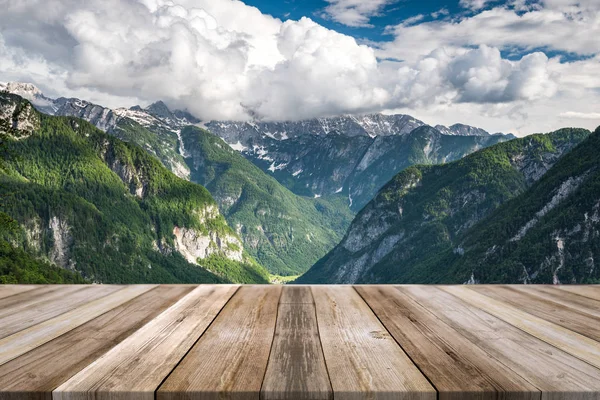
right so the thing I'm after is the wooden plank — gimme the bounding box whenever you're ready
[0,286,84,318]
[279,285,313,304]
[403,285,600,399]
[158,285,282,400]
[512,285,600,318]
[0,285,38,300]
[54,285,238,400]
[469,285,600,342]
[311,286,436,400]
[0,285,123,339]
[556,285,600,302]
[0,285,194,400]
[442,286,600,370]
[356,285,538,400]
[0,285,155,366]
[261,286,332,400]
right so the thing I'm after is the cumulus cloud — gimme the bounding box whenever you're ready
[0,0,596,134]
[559,111,600,120]
[459,0,492,10]
[319,0,397,28]
[380,2,600,62]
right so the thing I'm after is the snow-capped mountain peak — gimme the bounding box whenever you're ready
[0,82,58,114]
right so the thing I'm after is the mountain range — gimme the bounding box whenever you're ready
[297,127,599,284]
[5,81,590,285]
[1,82,514,279]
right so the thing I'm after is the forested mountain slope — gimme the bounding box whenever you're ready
[297,128,591,284]
[0,93,268,284]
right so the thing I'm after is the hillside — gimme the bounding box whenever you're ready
[425,126,600,284]
[0,92,269,284]
[297,128,591,284]
[180,126,354,276]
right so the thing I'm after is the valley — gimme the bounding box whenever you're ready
[2,82,597,284]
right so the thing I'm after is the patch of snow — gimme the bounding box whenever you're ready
[314,194,321,198]
[335,186,343,193]
[292,169,303,177]
[175,129,188,157]
[228,141,247,152]
[268,161,288,173]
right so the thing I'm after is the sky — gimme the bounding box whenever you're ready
[0,0,598,136]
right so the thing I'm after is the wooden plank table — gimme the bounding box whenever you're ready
[0,285,599,399]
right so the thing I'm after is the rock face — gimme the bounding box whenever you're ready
[204,114,426,143]
[297,128,591,284]
[48,216,73,268]
[0,93,40,138]
[173,226,243,264]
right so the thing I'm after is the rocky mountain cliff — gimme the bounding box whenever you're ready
[0,92,269,284]
[431,126,600,284]
[297,128,591,284]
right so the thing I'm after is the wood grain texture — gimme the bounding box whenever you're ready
[513,285,600,318]
[556,285,600,302]
[279,285,313,304]
[443,286,600,370]
[356,285,538,400]
[0,285,37,301]
[53,285,238,400]
[0,284,599,400]
[261,286,332,400]
[0,285,123,339]
[158,285,282,400]
[0,285,155,366]
[469,285,600,342]
[0,286,83,319]
[312,286,436,400]
[0,285,194,400]
[404,285,600,400]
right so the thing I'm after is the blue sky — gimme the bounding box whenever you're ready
[244,0,588,62]
[242,0,468,42]
[0,0,598,135]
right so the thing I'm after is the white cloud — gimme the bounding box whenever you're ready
[559,112,600,120]
[0,0,597,135]
[460,0,491,10]
[380,3,600,63]
[320,0,397,28]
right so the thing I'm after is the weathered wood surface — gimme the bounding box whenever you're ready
[0,285,155,366]
[0,285,38,301]
[312,285,436,400]
[0,285,122,339]
[0,284,599,400]
[443,285,600,370]
[261,286,332,400]
[0,285,193,400]
[158,285,281,400]
[356,285,538,400]
[54,285,238,400]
